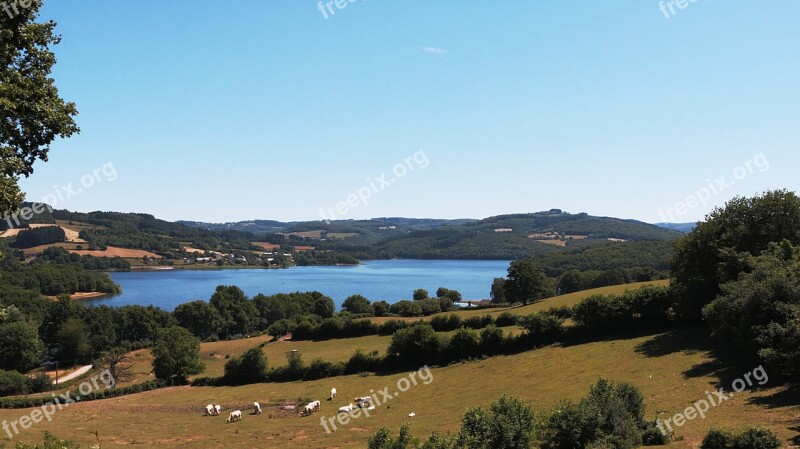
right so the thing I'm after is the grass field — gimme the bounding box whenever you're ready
[69,246,162,258]
[2,326,797,448]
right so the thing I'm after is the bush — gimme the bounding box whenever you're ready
[702,429,735,449]
[733,427,781,449]
[387,323,442,367]
[378,319,409,336]
[373,301,391,317]
[345,348,383,374]
[223,347,268,385]
[391,300,423,317]
[431,314,463,332]
[464,314,494,330]
[0,369,32,396]
[494,311,518,327]
[304,359,345,380]
[519,312,566,346]
[479,325,506,355]
[641,421,671,446]
[447,328,480,361]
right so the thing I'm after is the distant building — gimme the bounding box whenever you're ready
[494,228,513,233]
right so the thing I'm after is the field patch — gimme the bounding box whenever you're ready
[70,246,162,258]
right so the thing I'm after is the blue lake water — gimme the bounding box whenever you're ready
[89,259,511,311]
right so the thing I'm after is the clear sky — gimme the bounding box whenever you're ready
[18,1,800,223]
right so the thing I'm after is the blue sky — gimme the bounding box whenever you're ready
[18,1,800,223]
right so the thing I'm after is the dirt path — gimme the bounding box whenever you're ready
[54,364,93,385]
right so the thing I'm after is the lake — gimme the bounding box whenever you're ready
[88,259,511,311]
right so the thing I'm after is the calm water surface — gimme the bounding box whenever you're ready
[90,259,510,310]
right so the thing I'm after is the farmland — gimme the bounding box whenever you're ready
[1,326,797,448]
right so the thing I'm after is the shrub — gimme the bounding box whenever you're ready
[447,328,480,361]
[732,427,781,449]
[304,359,345,380]
[223,347,268,385]
[702,429,735,449]
[418,298,443,316]
[464,315,494,330]
[387,323,442,367]
[519,312,566,345]
[345,348,383,374]
[641,421,671,446]
[373,301,391,317]
[431,314,463,332]
[378,319,409,336]
[0,369,31,396]
[479,325,506,355]
[391,300,423,317]
[494,311,518,327]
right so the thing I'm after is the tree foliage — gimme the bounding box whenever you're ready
[0,0,79,214]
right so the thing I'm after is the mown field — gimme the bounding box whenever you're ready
[1,326,797,448]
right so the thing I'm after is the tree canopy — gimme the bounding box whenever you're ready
[1,1,79,214]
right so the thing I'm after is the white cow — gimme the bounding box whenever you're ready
[205,404,215,416]
[408,412,416,418]
[338,403,355,414]
[330,387,337,400]
[214,405,222,416]
[254,402,262,415]
[355,396,372,408]
[227,410,242,423]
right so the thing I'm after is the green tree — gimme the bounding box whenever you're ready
[387,323,441,366]
[0,320,45,371]
[373,300,391,317]
[173,300,221,340]
[224,346,268,385]
[504,259,551,306]
[672,190,800,320]
[342,294,374,315]
[0,1,80,214]
[447,327,480,361]
[413,289,429,301]
[55,318,91,362]
[209,285,259,338]
[490,278,507,303]
[151,326,204,383]
[314,296,336,318]
[703,241,800,379]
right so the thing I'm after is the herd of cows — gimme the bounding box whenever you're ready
[203,387,384,424]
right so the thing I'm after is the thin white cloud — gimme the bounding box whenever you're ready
[421,47,447,55]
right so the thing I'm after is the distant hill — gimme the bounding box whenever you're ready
[177,219,290,233]
[3,207,684,263]
[654,222,697,233]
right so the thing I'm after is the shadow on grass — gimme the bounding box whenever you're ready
[746,387,800,409]
[633,326,712,358]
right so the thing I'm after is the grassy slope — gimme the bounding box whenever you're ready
[2,327,797,448]
[369,280,670,324]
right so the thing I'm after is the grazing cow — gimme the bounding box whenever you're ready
[227,410,242,423]
[205,404,215,416]
[214,405,222,416]
[338,403,355,414]
[330,387,337,400]
[254,402,262,415]
[408,412,416,417]
[355,397,372,408]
